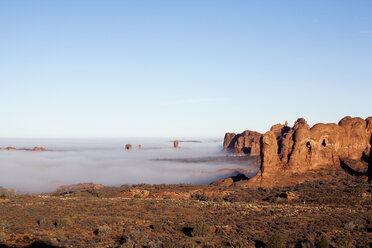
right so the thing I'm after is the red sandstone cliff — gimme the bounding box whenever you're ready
[246,116,372,188]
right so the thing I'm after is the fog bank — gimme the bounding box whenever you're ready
[0,138,258,193]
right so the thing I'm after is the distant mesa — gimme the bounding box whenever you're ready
[220,116,372,188]
[173,140,179,148]
[1,146,48,151]
[125,144,132,150]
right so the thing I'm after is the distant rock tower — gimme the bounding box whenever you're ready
[125,144,132,150]
[138,144,142,149]
[173,140,179,148]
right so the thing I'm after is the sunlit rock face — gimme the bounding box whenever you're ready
[245,116,372,188]
[223,119,306,156]
[33,147,46,151]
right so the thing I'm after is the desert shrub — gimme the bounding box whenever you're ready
[55,217,73,229]
[317,235,330,248]
[230,236,251,247]
[38,218,54,228]
[191,223,212,237]
[95,225,112,240]
[0,221,8,231]
[0,231,5,244]
[162,241,174,248]
[340,240,355,248]
[120,184,131,191]
[297,236,315,248]
[0,187,18,198]
[151,222,163,232]
[266,232,284,248]
[190,193,211,201]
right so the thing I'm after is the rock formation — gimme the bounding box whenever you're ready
[138,144,142,149]
[246,116,372,188]
[125,144,132,150]
[33,147,46,151]
[173,140,179,148]
[1,146,48,151]
[57,183,104,193]
[223,130,262,155]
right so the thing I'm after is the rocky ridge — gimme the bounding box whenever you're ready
[223,116,372,188]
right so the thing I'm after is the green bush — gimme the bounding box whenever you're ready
[191,223,212,237]
[266,232,284,248]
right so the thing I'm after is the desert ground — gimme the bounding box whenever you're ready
[0,167,371,248]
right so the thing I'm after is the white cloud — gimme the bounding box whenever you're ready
[359,31,372,34]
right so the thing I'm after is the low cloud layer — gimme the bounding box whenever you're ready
[0,139,257,193]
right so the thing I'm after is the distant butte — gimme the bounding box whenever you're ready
[1,146,47,151]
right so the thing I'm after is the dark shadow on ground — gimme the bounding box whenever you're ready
[231,173,249,182]
[0,241,60,248]
[182,227,193,237]
[340,158,366,177]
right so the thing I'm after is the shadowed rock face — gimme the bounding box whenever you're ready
[247,116,372,188]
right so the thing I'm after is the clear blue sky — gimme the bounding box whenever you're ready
[0,1,371,138]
